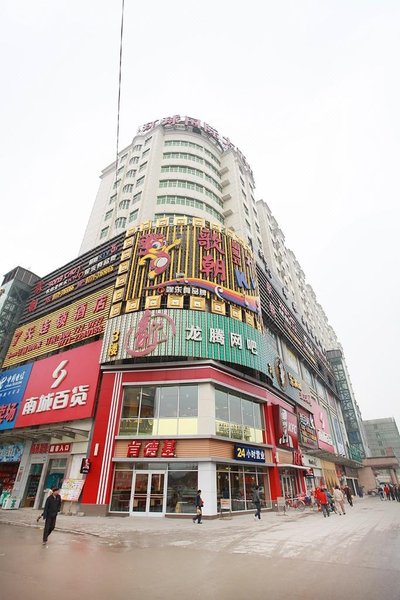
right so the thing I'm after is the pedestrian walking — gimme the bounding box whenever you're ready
[333,485,346,515]
[252,485,261,520]
[41,487,61,545]
[389,484,396,501]
[193,489,203,524]
[326,489,337,514]
[343,485,353,507]
[384,483,391,501]
[395,485,400,502]
[314,487,330,518]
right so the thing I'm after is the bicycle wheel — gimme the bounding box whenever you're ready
[296,500,305,512]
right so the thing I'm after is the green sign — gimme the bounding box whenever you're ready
[101,309,268,375]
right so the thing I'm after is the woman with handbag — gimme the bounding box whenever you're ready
[193,490,204,524]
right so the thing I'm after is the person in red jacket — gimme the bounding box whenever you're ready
[314,487,330,518]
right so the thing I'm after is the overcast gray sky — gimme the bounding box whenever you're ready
[1,1,399,429]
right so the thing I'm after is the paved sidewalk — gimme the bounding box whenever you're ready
[0,503,318,539]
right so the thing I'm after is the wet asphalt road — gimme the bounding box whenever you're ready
[0,497,399,600]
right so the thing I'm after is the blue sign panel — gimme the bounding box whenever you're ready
[0,442,24,462]
[0,363,33,430]
[234,443,265,463]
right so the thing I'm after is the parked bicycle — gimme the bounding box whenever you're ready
[285,496,306,512]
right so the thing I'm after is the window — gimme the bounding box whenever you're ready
[100,227,109,239]
[132,191,142,204]
[283,342,299,374]
[144,136,152,146]
[105,210,113,220]
[129,209,138,222]
[119,153,128,162]
[142,148,150,158]
[126,169,136,178]
[139,161,147,172]
[156,195,224,223]
[113,179,121,189]
[136,176,145,187]
[119,199,130,210]
[217,464,270,512]
[132,144,142,151]
[115,217,126,229]
[122,184,134,193]
[119,385,198,436]
[110,463,133,512]
[109,194,117,204]
[129,156,139,164]
[215,387,263,442]
[159,179,222,207]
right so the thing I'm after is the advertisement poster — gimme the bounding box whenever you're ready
[60,479,85,502]
[273,405,298,450]
[297,407,318,449]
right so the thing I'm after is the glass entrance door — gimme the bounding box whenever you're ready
[23,463,44,507]
[131,471,166,516]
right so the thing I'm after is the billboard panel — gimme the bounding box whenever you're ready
[14,340,101,427]
[0,364,33,430]
[297,407,318,450]
[3,286,113,368]
[101,309,268,375]
[273,405,298,450]
[19,234,124,324]
[108,223,262,329]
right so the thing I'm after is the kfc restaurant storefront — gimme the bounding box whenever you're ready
[3,341,101,510]
[81,365,275,518]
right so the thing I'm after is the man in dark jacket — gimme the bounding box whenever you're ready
[42,487,61,544]
[252,485,261,520]
[193,490,203,524]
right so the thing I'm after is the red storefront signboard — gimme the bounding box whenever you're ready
[15,341,101,427]
[127,439,176,458]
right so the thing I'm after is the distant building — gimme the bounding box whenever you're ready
[363,417,400,460]
[0,267,40,367]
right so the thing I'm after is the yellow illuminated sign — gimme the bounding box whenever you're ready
[3,286,113,368]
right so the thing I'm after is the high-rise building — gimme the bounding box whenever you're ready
[1,115,366,517]
[363,418,400,460]
[80,115,263,259]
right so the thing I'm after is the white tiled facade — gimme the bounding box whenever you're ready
[80,117,262,259]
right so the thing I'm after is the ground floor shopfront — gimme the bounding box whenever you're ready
[80,364,279,517]
[108,458,273,517]
[4,420,92,510]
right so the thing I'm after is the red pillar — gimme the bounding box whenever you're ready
[265,402,282,501]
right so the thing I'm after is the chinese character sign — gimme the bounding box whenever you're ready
[101,310,268,376]
[3,287,113,368]
[126,440,176,459]
[234,443,265,463]
[14,340,101,427]
[0,363,33,430]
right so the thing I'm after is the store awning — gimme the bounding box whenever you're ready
[304,448,363,469]
[0,425,89,443]
[278,463,309,470]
